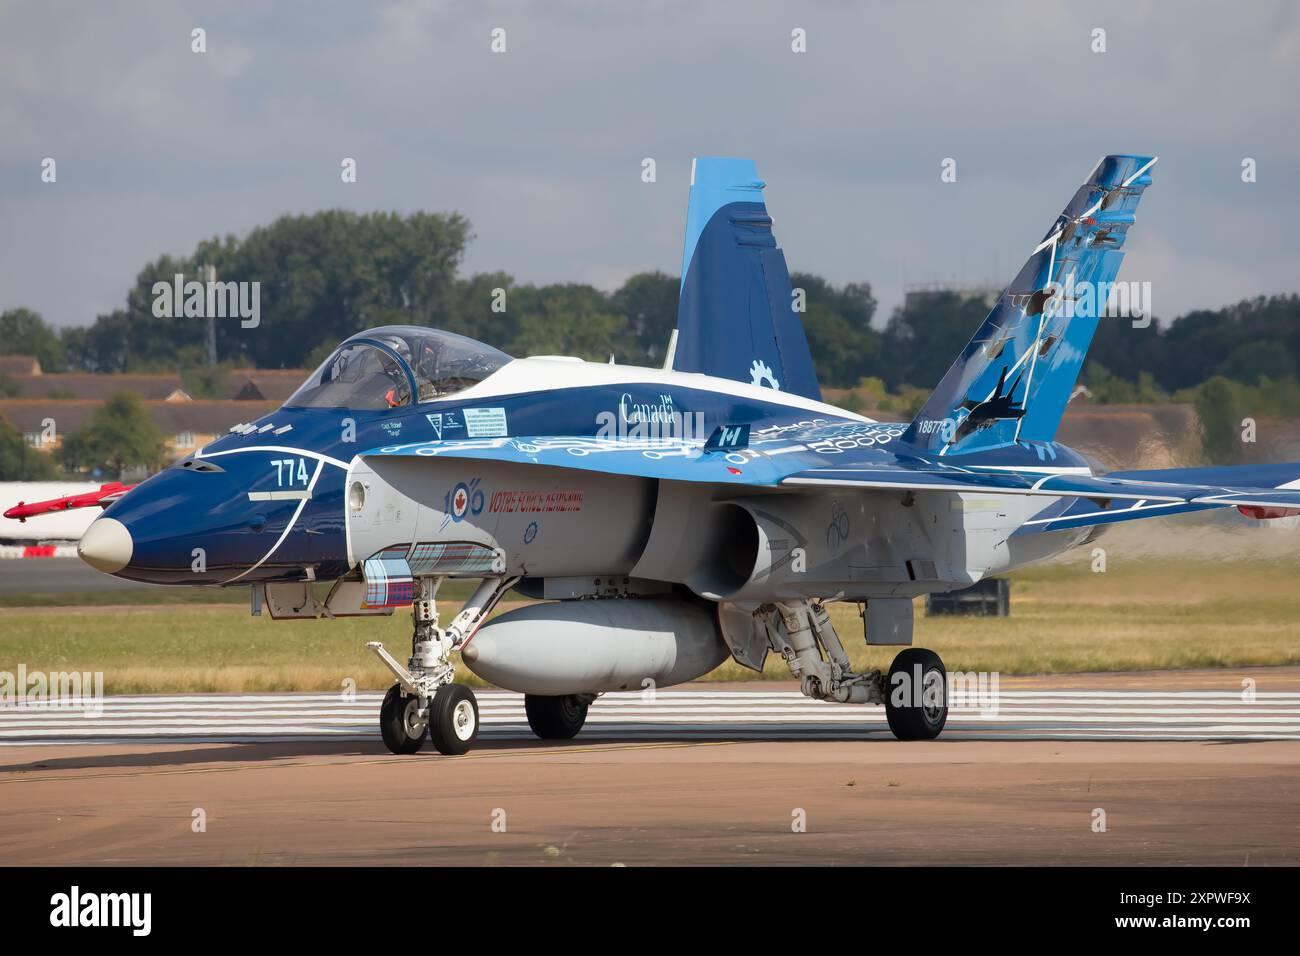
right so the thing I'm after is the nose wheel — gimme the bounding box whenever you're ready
[378,682,480,756]
[379,684,427,754]
[428,683,479,755]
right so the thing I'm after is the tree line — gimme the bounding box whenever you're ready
[3,209,1300,480]
[4,209,1300,395]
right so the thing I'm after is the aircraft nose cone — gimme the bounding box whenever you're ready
[78,517,133,574]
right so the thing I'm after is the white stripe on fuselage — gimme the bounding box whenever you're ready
[197,444,353,470]
[223,457,326,585]
[431,357,876,422]
[964,465,1092,476]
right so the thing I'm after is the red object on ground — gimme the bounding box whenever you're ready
[1237,505,1300,520]
[21,545,57,558]
[2,481,135,522]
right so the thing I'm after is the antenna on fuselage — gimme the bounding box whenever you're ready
[662,329,678,371]
[202,263,217,367]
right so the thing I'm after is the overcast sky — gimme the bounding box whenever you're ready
[2,0,1299,332]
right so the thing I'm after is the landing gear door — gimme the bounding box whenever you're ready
[258,582,322,620]
[324,579,397,617]
[717,602,769,672]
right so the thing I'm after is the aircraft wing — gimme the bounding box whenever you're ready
[783,464,1300,504]
[783,461,1300,532]
[1014,463,1300,533]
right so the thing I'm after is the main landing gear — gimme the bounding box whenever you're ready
[883,646,947,741]
[524,693,593,740]
[368,575,518,756]
[758,600,948,741]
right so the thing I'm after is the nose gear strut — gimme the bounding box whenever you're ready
[367,574,520,755]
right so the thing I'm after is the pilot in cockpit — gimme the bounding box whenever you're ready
[285,326,511,412]
[371,334,415,408]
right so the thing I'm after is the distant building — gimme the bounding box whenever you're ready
[0,356,309,403]
[0,398,279,462]
[14,372,191,402]
[0,356,313,469]
[0,355,41,376]
[225,368,309,403]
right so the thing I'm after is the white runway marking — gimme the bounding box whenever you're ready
[3,687,1300,744]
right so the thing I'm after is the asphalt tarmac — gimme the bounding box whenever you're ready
[2,670,1298,865]
[0,558,152,593]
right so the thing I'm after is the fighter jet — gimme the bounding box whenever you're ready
[13,154,1300,755]
[953,366,1026,442]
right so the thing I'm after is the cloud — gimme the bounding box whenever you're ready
[1,0,1298,330]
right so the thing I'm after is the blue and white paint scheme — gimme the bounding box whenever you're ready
[47,155,1300,753]
[904,155,1157,456]
[672,157,822,400]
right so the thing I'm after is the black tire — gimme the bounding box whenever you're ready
[884,647,947,741]
[428,684,479,755]
[379,683,426,755]
[524,694,589,740]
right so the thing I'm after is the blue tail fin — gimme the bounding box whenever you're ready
[672,157,821,401]
[903,154,1157,456]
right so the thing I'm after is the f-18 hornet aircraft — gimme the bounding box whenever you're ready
[13,154,1300,755]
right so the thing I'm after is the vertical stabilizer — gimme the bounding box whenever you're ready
[903,154,1156,455]
[673,157,821,401]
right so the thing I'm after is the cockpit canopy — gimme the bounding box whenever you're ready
[286,326,512,410]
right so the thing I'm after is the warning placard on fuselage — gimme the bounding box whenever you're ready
[463,407,508,437]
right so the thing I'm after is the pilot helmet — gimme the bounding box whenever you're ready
[372,334,412,366]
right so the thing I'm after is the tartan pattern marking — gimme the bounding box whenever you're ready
[361,542,499,608]
[362,546,414,608]
[408,541,499,575]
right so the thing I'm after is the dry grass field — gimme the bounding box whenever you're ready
[3,517,1298,693]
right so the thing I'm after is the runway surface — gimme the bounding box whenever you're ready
[3,671,1299,865]
[4,683,1300,744]
[0,558,161,594]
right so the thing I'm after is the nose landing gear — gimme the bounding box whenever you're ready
[367,575,517,756]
